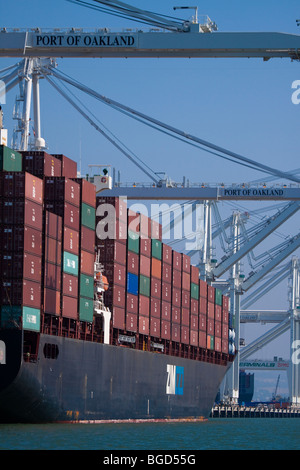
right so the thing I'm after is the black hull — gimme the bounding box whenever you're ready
[0,330,228,423]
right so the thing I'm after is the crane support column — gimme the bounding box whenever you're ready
[290,258,300,406]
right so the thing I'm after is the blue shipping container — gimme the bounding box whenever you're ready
[127,272,138,296]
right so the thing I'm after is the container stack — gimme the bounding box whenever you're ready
[43,211,62,316]
[95,196,231,361]
[0,156,43,331]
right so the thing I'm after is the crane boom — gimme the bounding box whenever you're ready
[0,30,300,59]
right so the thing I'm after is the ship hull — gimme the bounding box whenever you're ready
[0,330,228,423]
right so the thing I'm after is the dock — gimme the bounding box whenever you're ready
[211,404,300,418]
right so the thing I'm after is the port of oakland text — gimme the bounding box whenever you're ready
[223,188,284,197]
[35,34,136,47]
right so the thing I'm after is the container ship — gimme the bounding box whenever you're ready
[0,145,234,423]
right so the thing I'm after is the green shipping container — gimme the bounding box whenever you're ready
[191,282,199,299]
[81,202,96,230]
[128,230,139,254]
[215,288,222,306]
[0,145,22,171]
[22,306,40,332]
[151,239,162,260]
[79,297,94,322]
[1,305,22,329]
[80,274,94,299]
[63,251,79,276]
[207,334,214,350]
[139,274,150,297]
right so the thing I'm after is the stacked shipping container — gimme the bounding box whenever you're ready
[95,196,231,360]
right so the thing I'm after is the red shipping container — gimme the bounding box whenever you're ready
[207,301,214,319]
[23,253,41,283]
[127,251,139,275]
[151,258,161,279]
[102,240,126,266]
[161,320,170,339]
[105,284,125,308]
[44,262,61,291]
[172,251,182,270]
[191,298,198,315]
[215,305,222,322]
[81,226,95,254]
[63,273,78,298]
[190,330,198,347]
[222,339,229,354]
[161,282,171,302]
[207,285,215,302]
[172,288,181,307]
[112,306,125,330]
[199,330,206,349]
[80,250,95,276]
[150,317,160,338]
[181,325,189,345]
[162,243,172,265]
[73,178,96,208]
[150,298,161,319]
[62,295,78,319]
[22,279,41,309]
[181,307,189,326]
[96,196,127,223]
[151,219,162,241]
[45,237,62,266]
[172,269,181,289]
[215,336,222,352]
[162,263,171,283]
[24,226,42,256]
[190,314,198,330]
[64,227,79,255]
[126,293,138,314]
[44,288,60,315]
[3,172,43,204]
[140,238,151,258]
[199,279,208,298]
[182,254,190,273]
[151,277,161,299]
[182,272,190,291]
[104,262,126,287]
[63,203,80,231]
[21,151,62,177]
[222,323,228,339]
[222,308,228,324]
[172,306,180,323]
[199,313,207,332]
[161,301,171,321]
[215,321,222,338]
[182,291,190,308]
[190,265,199,284]
[126,312,137,332]
[128,209,140,233]
[24,200,43,230]
[207,318,214,335]
[44,177,80,207]
[45,211,62,241]
[25,173,43,204]
[223,295,229,310]
[138,315,149,335]
[199,296,207,315]
[140,255,150,277]
[51,154,77,178]
[171,323,180,342]
[140,213,150,238]
[139,295,149,317]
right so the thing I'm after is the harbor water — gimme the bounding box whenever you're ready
[0,418,299,451]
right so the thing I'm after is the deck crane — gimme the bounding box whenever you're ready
[1,0,300,404]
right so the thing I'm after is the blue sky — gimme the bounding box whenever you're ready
[1,1,300,382]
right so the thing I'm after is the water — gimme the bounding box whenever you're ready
[0,418,299,450]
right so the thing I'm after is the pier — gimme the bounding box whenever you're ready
[210,404,300,418]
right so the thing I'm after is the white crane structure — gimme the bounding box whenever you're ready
[1,0,300,404]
